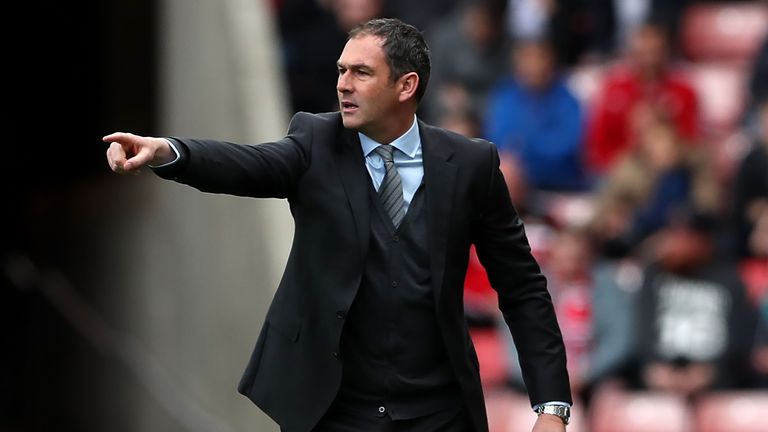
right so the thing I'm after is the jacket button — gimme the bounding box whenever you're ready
[393,235,399,242]
[336,311,346,319]
[391,281,398,287]
[332,351,339,359]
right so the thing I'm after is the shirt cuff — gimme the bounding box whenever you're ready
[532,401,571,412]
[148,138,181,168]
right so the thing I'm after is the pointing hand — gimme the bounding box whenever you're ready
[103,132,174,174]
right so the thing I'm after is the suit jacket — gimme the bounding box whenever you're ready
[154,112,571,432]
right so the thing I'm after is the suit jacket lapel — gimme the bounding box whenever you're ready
[332,119,457,306]
[333,127,371,259]
[420,120,457,309]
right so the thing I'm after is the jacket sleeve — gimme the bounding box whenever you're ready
[151,111,313,199]
[472,142,572,406]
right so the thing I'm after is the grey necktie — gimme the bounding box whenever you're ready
[374,145,406,228]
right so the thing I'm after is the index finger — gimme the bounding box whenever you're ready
[102,132,138,147]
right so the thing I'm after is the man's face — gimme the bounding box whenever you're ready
[629,26,668,74]
[336,35,401,136]
[514,41,555,90]
[656,226,713,272]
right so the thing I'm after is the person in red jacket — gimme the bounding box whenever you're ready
[586,20,699,173]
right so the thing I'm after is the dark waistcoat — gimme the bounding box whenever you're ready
[334,179,463,420]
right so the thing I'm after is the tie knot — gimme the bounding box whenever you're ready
[374,145,395,163]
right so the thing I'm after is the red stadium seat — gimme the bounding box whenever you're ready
[538,191,597,229]
[740,258,768,305]
[708,130,752,182]
[695,391,768,432]
[591,391,692,432]
[681,2,768,63]
[687,62,749,133]
[485,391,527,432]
[568,63,607,108]
[470,327,509,387]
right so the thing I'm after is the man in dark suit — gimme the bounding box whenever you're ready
[104,18,571,432]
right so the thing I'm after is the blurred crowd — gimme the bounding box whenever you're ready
[270,0,768,430]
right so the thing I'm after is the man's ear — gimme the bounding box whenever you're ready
[398,72,420,103]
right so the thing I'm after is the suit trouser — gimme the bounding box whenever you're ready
[280,401,473,432]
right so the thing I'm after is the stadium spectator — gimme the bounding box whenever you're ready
[484,38,588,192]
[737,101,768,385]
[386,0,459,33]
[507,0,554,41]
[423,0,510,124]
[732,98,768,258]
[505,1,689,66]
[438,108,481,139]
[585,258,644,400]
[503,228,595,395]
[585,20,699,173]
[749,37,768,113]
[749,210,768,387]
[632,217,757,396]
[589,115,717,257]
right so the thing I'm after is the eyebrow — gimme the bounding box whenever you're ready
[336,62,373,72]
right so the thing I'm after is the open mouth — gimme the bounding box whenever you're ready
[340,101,358,113]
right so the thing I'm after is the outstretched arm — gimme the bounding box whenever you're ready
[103,112,313,199]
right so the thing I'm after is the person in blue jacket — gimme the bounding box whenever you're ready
[484,38,588,192]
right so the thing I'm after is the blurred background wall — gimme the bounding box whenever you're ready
[4,0,289,431]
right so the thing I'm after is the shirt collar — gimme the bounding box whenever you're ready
[359,115,420,158]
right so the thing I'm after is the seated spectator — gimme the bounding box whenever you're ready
[423,0,510,123]
[484,38,589,192]
[746,204,768,387]
[502,228,595,396]
[507,0,554,41]
[747,210,768,270]
[506,1,688,66]
[633,217,757,397]
[749,37,768,114]
[438,108,481,138]
[590,115,718,257]
[753,293,768,388]
[732,97,768,258]
[585,20,699,173]
[585,258,644,402]
[386,0,458,33]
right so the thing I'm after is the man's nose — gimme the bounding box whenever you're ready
[337,72,352,93]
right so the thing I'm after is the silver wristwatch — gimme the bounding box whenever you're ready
[535,404,571,425]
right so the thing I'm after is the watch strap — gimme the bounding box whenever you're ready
[536,404,571,425]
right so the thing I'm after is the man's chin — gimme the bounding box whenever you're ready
[341,115,361,131]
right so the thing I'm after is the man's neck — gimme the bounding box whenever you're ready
[634,64,665,82]
[362,112,417,145]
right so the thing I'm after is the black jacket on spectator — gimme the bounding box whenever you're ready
[750,38,768,108]
[634,263,756,389]
[732,142,768,257]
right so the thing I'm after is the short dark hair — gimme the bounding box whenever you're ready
[348,18,431,103]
